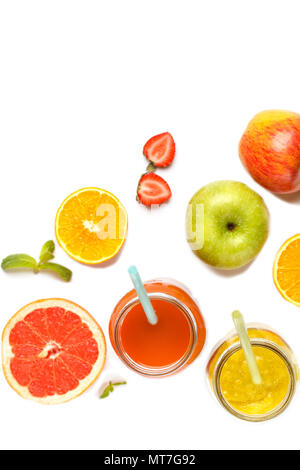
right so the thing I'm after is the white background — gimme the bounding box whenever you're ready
[1,0,300,451]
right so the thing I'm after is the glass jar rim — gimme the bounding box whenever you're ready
[212,339,297,422]
[113,292,198,377]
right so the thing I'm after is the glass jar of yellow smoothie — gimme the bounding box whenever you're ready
[207,324,299,422]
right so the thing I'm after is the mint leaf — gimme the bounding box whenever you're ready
[100,382,114,399]
[2,242,72,282]
[1,254,37,271]
[39,240,55,263]
[39,262,72,282]
[100,381,126,399]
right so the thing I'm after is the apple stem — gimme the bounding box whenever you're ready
[232,310,262,385]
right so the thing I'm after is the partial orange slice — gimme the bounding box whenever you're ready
[2,298,106,404]
[273,234,300,306]
[55,188,128,265]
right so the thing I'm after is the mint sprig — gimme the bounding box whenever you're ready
[1,240,72,282]
[100,381,127,399]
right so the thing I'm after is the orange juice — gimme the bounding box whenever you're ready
[110,279,206,377]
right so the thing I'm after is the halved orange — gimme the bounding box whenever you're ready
[2,298,106,404]
[55,188,128,265]
[273,234,300,306]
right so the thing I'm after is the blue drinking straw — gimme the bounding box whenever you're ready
[128,266,158,325]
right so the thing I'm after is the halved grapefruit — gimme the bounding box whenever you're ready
[2,298,106,404]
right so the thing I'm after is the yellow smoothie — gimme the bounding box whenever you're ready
[220,345,290,415]
[207,326,298,420]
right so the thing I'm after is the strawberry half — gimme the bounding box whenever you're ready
[137,173,172,206]
[143,132,175,168]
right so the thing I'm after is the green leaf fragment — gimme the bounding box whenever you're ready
[39,240,55,263]
[146,162,157,173]
[1,254,37,271]
[38,262,72,282]
[100,381,127,399]
[100,382,114,399]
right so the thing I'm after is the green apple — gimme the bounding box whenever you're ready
[186,181,269,269]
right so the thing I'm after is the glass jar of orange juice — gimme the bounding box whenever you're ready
[207,324,299,421]
[109,279,206,377]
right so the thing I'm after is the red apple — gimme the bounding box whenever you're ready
[239,110,300,193]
